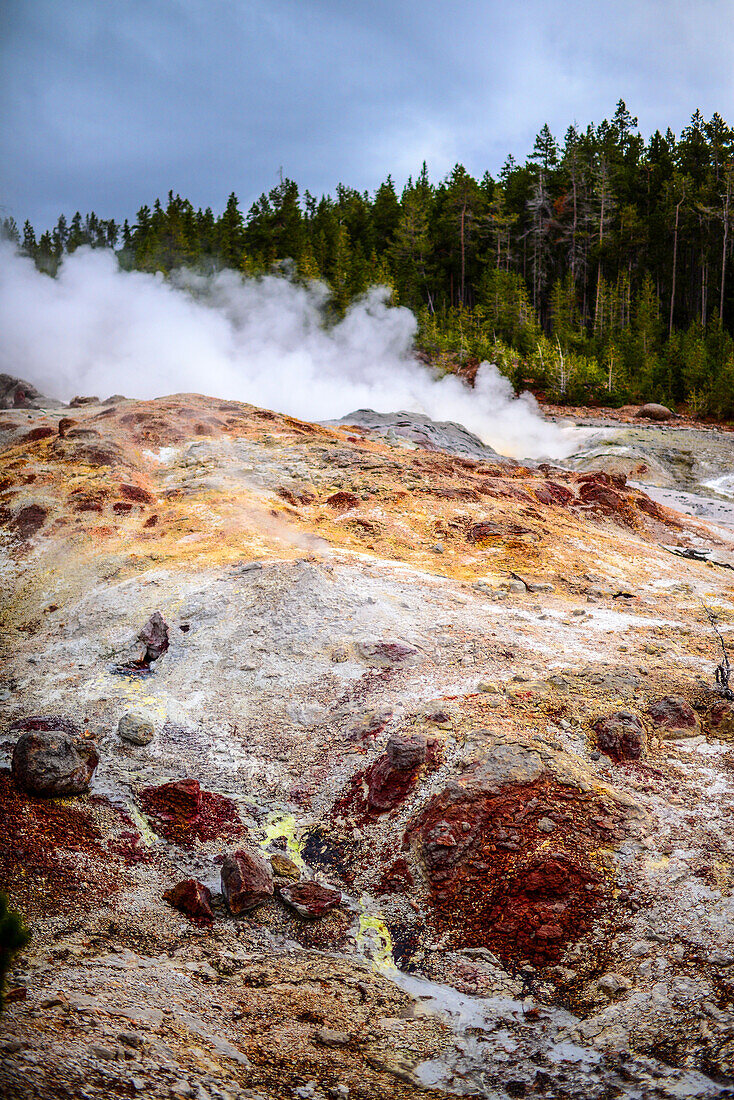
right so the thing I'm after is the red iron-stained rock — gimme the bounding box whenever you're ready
[0,771,149,918]
[367,732,426,812]
[221,848,273,914]
[143,778,201,817]
[534,481,574,506]
[140,779,244,846]
[326,491,359,509]
[376,857,414,895]
[466,521,504,543]
[10,715,83,738]
[487,852,605,963]
[278,881,342,919]
[647,695,699,739]
[708,699,734,739]
[593,710,647,761]
[163,879,214,923]
[405,746,632,966]
[8,504,48,541]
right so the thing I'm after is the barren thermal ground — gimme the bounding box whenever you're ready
[1,392,734,1099]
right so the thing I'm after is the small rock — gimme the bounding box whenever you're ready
[314,1027,351,1047]
[12,729,99,796]
[367,732,427,812]
[163,879,214,923]
[386,732,427,770]
[269,852,301,880]
[1,1039,24,1053]
[57,417,78,438]
[118,711,155,745]
[221,849,274,914]
[117,1031,144,1048]
[647,695,699,739]
[355,641,420,668]
[138,611,169,664]
[596,972,631,996]
[89,1044,116,1061]
[593,710,646,761]
[708,699,734,740]
[171,1081,194,1098]
[537,817,556,833]
[278,881,342,919]
[231,560,263,574]
[69,394,100,407]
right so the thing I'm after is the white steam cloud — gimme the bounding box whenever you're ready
[0,245,573,459]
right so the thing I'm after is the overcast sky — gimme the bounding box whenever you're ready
[2,0,734,230]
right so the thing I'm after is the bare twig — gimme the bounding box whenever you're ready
[703,603,733,699]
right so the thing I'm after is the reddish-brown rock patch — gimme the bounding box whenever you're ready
[375,857,415,895]
[0,770,148,918]
[326,491,360,510]
[7,504,47,540]
[140,779,245,846]
[407,775,624,967]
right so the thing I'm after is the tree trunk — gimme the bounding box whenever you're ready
[571,168,578,282]
[669,198,681,337]
[721,175,730,321]
[460,202,466,307]
[594,166,607,333]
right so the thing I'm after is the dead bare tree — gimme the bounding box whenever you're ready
[703,604,733,699]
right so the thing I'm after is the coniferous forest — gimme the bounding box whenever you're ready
[5,103,734,417]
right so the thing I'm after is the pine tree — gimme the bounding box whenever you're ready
[21,220,37,257]
[218,192,246,268]
[531,124,560,172]
[0,217,20,245]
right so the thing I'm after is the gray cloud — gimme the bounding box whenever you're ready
[1,0,733,228]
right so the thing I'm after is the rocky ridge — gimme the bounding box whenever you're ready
[1,392,733,1098]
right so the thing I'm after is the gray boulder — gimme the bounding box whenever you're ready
[12,729,99,796]
[635,403,674,421]
[118,711,155,745]
[328,409,509,462]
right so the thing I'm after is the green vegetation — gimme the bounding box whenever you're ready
[0,893,30,1010]
[5,102,734,416]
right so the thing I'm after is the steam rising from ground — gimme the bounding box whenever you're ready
[0,245,573,459]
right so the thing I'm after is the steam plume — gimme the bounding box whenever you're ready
[0,245,572,459]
